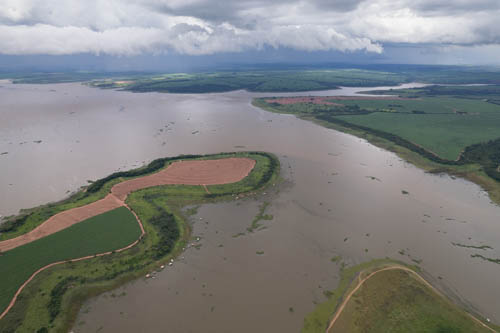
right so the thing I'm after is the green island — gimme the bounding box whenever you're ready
[302,259,499,333]
[0,151,279,333]
[253,84,500,206]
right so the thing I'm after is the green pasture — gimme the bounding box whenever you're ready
[330,269,493,333]
[336,97,500,159]
[0,207,141,315]
[255,94,500,160]
[302,259,497,333]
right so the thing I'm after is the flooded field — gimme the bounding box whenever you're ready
[0,82,498,331]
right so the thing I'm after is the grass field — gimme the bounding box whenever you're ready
[336,97,500,160]
[302,260,498,333]
[330,269,493,333]
[0,152,279,332]
[256,95,500,160]
[0,207,141,316]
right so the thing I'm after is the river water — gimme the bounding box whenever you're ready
[0,82,499,331]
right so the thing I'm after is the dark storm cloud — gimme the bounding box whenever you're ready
[411,0,500,15]
[153,0,367,24]
[0,0,499,57]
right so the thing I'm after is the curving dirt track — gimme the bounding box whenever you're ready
[326,266,497,333]
[0,157,255,252]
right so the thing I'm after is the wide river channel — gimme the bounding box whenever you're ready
[0,81,499,332]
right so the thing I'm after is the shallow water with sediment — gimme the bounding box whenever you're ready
[0,82,499,331]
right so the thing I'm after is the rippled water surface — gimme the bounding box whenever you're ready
[0,82,498,331]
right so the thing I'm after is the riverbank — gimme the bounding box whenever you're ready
[0,151,280,332]
[253,99,500,207]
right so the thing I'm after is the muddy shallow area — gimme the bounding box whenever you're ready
[0,82,499,331]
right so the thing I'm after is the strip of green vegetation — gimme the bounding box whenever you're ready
[89,69,408,93]
[330,268,494,333]
[452,243,493,250]
[247,202,273,233]
[367,84,500,105]
[3,72,151,84]
[0,152,279,333]
[471,254,500,264]
[0,207,141,316]
[6,65,500,87]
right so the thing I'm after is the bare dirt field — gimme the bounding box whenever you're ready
[111,157,256,200]
[0,194,123,252]
[0,157,255,252]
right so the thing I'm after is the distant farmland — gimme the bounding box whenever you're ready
[256,94,500,160]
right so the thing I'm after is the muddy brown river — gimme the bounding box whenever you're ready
[0,82,499,332]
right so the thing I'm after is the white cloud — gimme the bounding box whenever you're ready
[0,0,499,56]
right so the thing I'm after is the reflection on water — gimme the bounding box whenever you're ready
[0,82,498,331]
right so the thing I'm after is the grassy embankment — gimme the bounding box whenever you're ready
[0,207,141,319]
[0,151,279,333]
[252,90,500,206]
[302,259,500,333]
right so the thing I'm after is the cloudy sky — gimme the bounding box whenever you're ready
[1,0,500,70]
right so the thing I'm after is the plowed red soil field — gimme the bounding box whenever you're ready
[0,157,255,252]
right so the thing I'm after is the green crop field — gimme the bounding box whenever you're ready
[335,97,500,160]
[0,207,141,316]
[256,95,500,160]
[330,269,492,333]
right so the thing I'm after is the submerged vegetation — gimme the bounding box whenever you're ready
[0,151,279,333]
[247,202,273,233]
[452,243,493,250]
[470,254,500,265]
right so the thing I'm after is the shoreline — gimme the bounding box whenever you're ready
[252,99,500,207]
